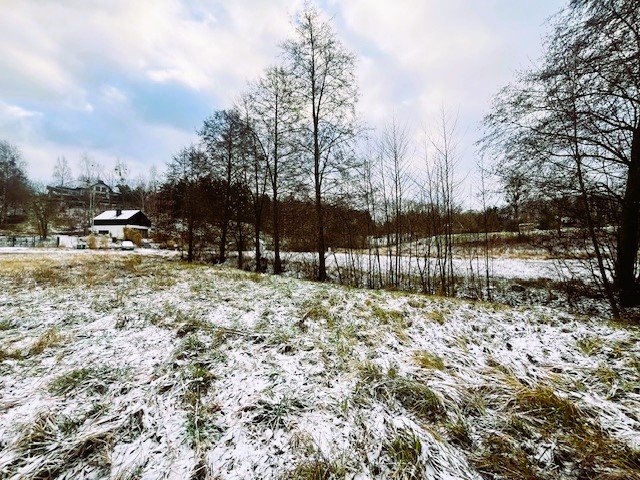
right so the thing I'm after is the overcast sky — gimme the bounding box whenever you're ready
[1,0,565,194]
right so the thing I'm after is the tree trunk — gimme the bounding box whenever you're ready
[616,126,640,307]
[237,223,245,269]
[273,194,282,274]
[187,217,194,263]
[254,221,262,272]
[220,215,228,263]
[315,181,326,281]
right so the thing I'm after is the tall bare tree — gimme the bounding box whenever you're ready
[283,6,359,281]
[236,95,270,271]
[247,66,300,274]
[379,117,412,287]
[77,153,102,185]
[200,110,245,263]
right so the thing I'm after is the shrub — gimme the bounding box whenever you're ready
[87,234,109,249]
[124,227,143,247]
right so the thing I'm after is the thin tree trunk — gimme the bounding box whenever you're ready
[273,195,282,274]
[187,216,194,263]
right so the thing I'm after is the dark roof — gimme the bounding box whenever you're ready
[93,210,151,227]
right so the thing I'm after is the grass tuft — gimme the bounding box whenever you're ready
[446,417,472,448]
[428,310,446,324]
[0,319,14,330]
[250,396,307,431]
[413,350,445,370]
[29,327,63,356]
[473,433,539,480]
[286,457,346,480]
[50,366,122,396]
[389,377,445,421]
[371,304,405,324]
[358,366,446,422]
[384,429,424,479]
[512,386,584,431]
[577,335,603,356]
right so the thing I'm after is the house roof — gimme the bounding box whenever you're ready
[93,210,141,221]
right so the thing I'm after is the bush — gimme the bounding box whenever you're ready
[123,228,143,247]
[87,234,110,249]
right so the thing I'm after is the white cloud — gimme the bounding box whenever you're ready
[0,0,302,104]
[0,101,43,145]
[100,85,127,105]
[0,0,562,198]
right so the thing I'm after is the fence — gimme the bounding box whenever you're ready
[0,236,59,248]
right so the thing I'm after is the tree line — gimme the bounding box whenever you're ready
[2,2,637,316]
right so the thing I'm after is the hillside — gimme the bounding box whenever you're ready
[0,251,638,479]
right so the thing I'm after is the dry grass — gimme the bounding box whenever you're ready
[384,429,424,479]
[576,335,604,356]
[1,251,638,480]
[473,433,540,480]
[50,366,124,396]
[286,457,346,480]
[29,327,63,356]
[445,417,472,448]
[505,385,640,479]
[512,386,584,430]
[370,304,405,324]
[362,368,446,422]
[413,350,445,370]
[427,310,446,324]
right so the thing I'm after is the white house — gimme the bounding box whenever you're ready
[92,209,152,239]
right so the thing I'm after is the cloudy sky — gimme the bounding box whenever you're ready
[1,0,564,191]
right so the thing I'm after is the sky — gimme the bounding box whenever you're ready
[0,0,565,196]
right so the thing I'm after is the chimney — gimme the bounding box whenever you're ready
[116,209,122,217]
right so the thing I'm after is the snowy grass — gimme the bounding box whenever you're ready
[0,251,639,479]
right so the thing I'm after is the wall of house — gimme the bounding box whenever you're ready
[91,224,149,239]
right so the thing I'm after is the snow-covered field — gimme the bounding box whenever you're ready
[283,251,588,282]
[0,251,638,479]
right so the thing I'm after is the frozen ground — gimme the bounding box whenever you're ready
[0,251,638,479]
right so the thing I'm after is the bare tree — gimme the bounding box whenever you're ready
[167,145,208,262]
[378,117,412,288]
[29,186,57,239]
[236,95,270,271]
[200,110,245,263]
[421,108,463,296]
[283,6,359,281]
[247,66,301,274]
[481,0,639,313]
[77,153,103,185]
[52,156,72,187]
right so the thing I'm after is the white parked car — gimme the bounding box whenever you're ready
[121,241,135,251]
